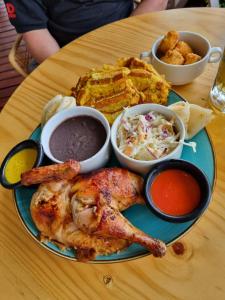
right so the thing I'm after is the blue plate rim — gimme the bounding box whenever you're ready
[12,90,216,263]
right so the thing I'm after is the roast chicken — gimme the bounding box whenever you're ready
[22,161,166,261]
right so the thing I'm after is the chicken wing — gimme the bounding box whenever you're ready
[21,160,80,186]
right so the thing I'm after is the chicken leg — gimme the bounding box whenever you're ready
[74,202,166,257]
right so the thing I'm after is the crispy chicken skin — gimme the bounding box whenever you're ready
[71,168,145,211]
[21,160,80,186]
[157,31,179,55]
[28,163,166,261]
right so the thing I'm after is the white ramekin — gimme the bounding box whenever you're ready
[41,106,111,173]
[111,104,185,175]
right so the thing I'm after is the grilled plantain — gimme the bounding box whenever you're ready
[72,57,170,124]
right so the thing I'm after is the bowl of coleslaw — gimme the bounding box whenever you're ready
[111,104,185,174]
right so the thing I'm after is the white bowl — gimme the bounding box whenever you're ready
[111,104,185,175]
[140,31,222,85]
[41,106,111,173]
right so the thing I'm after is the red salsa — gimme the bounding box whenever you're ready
[150,169,201,216]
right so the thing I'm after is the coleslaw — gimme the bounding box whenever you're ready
[117,110,180,161]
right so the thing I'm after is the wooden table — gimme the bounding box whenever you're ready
[1,8,225,300]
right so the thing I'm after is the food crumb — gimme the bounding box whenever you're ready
[172,242,185,255]
[103,275,113,286]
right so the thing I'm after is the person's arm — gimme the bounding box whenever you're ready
[23,29,60,64]
[131,0,168,16]
[4,0,58,63]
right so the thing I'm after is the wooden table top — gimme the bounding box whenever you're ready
[1,7,225,300]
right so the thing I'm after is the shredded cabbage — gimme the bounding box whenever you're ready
[117,111,180,161]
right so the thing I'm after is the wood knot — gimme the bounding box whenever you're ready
[103,275,113,286]
[172,242,185,255]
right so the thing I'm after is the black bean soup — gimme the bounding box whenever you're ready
[50,116,106,161]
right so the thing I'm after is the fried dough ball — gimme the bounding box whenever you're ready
[161,49,185,65]
[184,53,201,65]
[174,41,193,57]
[158,31,179,55]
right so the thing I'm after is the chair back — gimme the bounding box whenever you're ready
[8,34,31,77]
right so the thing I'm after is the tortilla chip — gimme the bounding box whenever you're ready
[169,101,190,139]
[169,101,214,140]
[187,104,214,139]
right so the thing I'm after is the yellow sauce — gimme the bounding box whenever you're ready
[4,148,37,184]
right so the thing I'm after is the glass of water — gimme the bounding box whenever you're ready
[210,47,225,113]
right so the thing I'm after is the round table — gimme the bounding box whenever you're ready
[1,8,225,300]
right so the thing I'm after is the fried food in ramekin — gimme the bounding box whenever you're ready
[161,49,185,65]
[157,31,179,55]
[174,41,193,57]
[157,31,202,65]
[184,53,202,65]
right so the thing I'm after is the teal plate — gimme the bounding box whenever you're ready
[14,90,215,263]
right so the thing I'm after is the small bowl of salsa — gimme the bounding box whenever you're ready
[144,159,211,222]
[0,139,44,189]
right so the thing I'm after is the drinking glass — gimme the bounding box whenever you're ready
[210,47,225,113]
